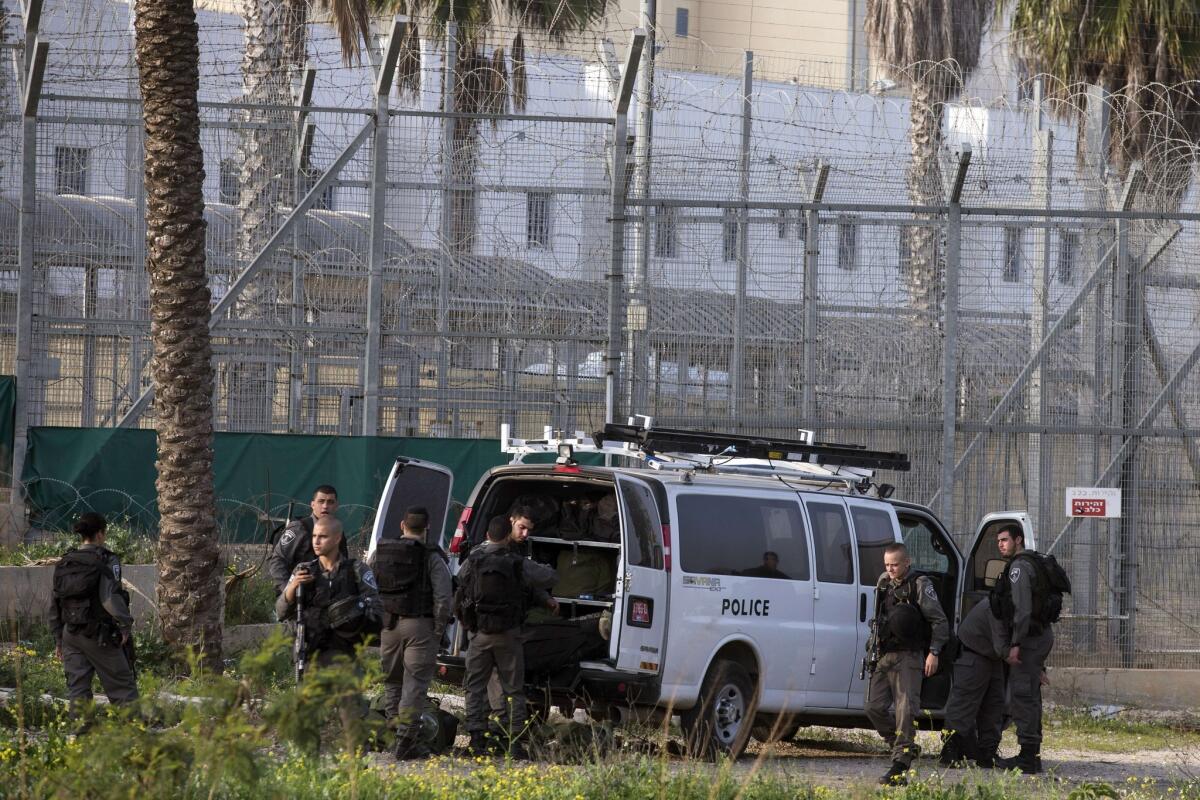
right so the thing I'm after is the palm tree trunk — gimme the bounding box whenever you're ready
[134,0,222,668]
[231,0,292,430]
[905,73,948,324]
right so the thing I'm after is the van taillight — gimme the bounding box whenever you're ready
[450,507,473,554]
[661,523,672,572]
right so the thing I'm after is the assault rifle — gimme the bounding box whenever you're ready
[293,576,308,684]
[860,583,885,679]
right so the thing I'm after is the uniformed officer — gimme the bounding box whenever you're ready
[50,512,139,712]
[937,600,1008,768]
[865,543,949,786]
[267,484,347,594]
[369,506,453,760]
[993,526,1054,774]
[456,516,557,758]
[277,517,382,741]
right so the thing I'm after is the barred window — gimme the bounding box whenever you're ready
[526,192,552,248]
[219,159,240,205]
[1003,226,1023,283]
[654,205,678,259]
[837,220,857,271]
[1057,230,1079,284]
[54,147,89,195]
[722,207,739,262]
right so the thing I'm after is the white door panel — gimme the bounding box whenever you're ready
[613,476,668,674]
[802,497,859,709]
[845,499,902,710]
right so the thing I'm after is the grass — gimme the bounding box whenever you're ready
[0,521,158,566]
[3,632,1200,799]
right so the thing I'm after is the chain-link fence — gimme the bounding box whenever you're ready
[2,3,1200,668]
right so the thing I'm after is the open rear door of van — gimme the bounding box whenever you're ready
[365,457,455,560]
[611,475,668,675]
[961,511,1035,619]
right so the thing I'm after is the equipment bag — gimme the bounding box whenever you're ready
[53,549,105,628]
[990,551,1072,628]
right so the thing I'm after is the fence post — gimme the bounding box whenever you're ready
[606,32,644,425]
[731,51,752,422]
[361,18,404,437]
[436,23,457,433]
[939,145,970,527]
[801,162,827,425]
[12,4,46,495]
[1027,115,1054,544]
[626,5,656,418]
[1113,166,1143,668]
[289,67,315,432]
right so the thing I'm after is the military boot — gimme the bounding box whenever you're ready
[468,732,492,757]
[996,744,1041,774]
[878,760,909,786]
[393,728,432,761]
[975,748,999,769]
[937,733,965,767]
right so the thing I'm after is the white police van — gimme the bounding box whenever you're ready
[365,419,1032,759]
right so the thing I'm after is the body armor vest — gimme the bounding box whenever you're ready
[879,572,932,654]
[301,559,361,651]
[467,549,525,634]
[375,538,435,617]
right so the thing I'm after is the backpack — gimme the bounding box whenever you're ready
[990,551,1071,630]
[53,548,107,630]
[460,549,524,634]
[374,538,436,617]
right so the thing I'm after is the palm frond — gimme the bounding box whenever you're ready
[488,46,510,124]
[317,0,372,64]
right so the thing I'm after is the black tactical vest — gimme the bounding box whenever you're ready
[879,572,932,654]
[468,549,525,634]
[54,548,109,633]
[375,538,435,617]
[300,559,362,651]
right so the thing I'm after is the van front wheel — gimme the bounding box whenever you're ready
[681,659,757,760]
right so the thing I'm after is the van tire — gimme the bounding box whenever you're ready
[681,658,757,760]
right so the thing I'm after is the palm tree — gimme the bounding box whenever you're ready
[373,0,610,252]
[1003,0,1200,210]
[865,0,993,321]
[133,0,223,667]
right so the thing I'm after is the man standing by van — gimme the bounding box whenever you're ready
[937,599,1007,768]
[992,526,1057,774]
[456,518,558,758]
[371,507,453,760]
[866,543,949,786]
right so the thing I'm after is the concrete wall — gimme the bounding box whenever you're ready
[0,563,158,630]
[1047,668,1200,712]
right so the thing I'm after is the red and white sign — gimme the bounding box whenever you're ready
[1065,487,1122,519]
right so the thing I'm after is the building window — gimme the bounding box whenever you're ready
[722,207,739,262]
[776,209,788,239]
[526,192,552,248]
[675,7,689,37]
[898,226,912,277]
[1057,229,1079,284]
[837,220,857,271]
[1003,226,1023,282]
[54,147,89,195]
[299,166,335,210]
[219,159,240,205]
[654,205,677,259]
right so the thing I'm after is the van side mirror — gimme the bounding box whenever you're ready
[983,558,1006,588]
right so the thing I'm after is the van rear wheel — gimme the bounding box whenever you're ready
[681,659,757,760]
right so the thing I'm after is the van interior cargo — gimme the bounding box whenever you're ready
[462,475,621,677]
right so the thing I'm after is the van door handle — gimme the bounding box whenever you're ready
[859,593,867,622]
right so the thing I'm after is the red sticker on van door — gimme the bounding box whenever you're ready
[628,596,653,628]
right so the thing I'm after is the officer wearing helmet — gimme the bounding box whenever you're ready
[865,542,949,786]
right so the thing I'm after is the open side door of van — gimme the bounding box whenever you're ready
[365,457,455,561]
[960,512,1034,620]
[611,475,668,676]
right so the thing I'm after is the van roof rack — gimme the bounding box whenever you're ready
[499,419,909,488]
[597,421,911,473]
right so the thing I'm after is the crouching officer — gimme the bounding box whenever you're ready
[992,526,1057,774]
[456,517,558,758]
[866,543,949,786]
[50,512,139,712]
[938,600,1007,768]
[370,506,452,760]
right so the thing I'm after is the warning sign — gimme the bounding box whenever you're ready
[1065,487,1122,519]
